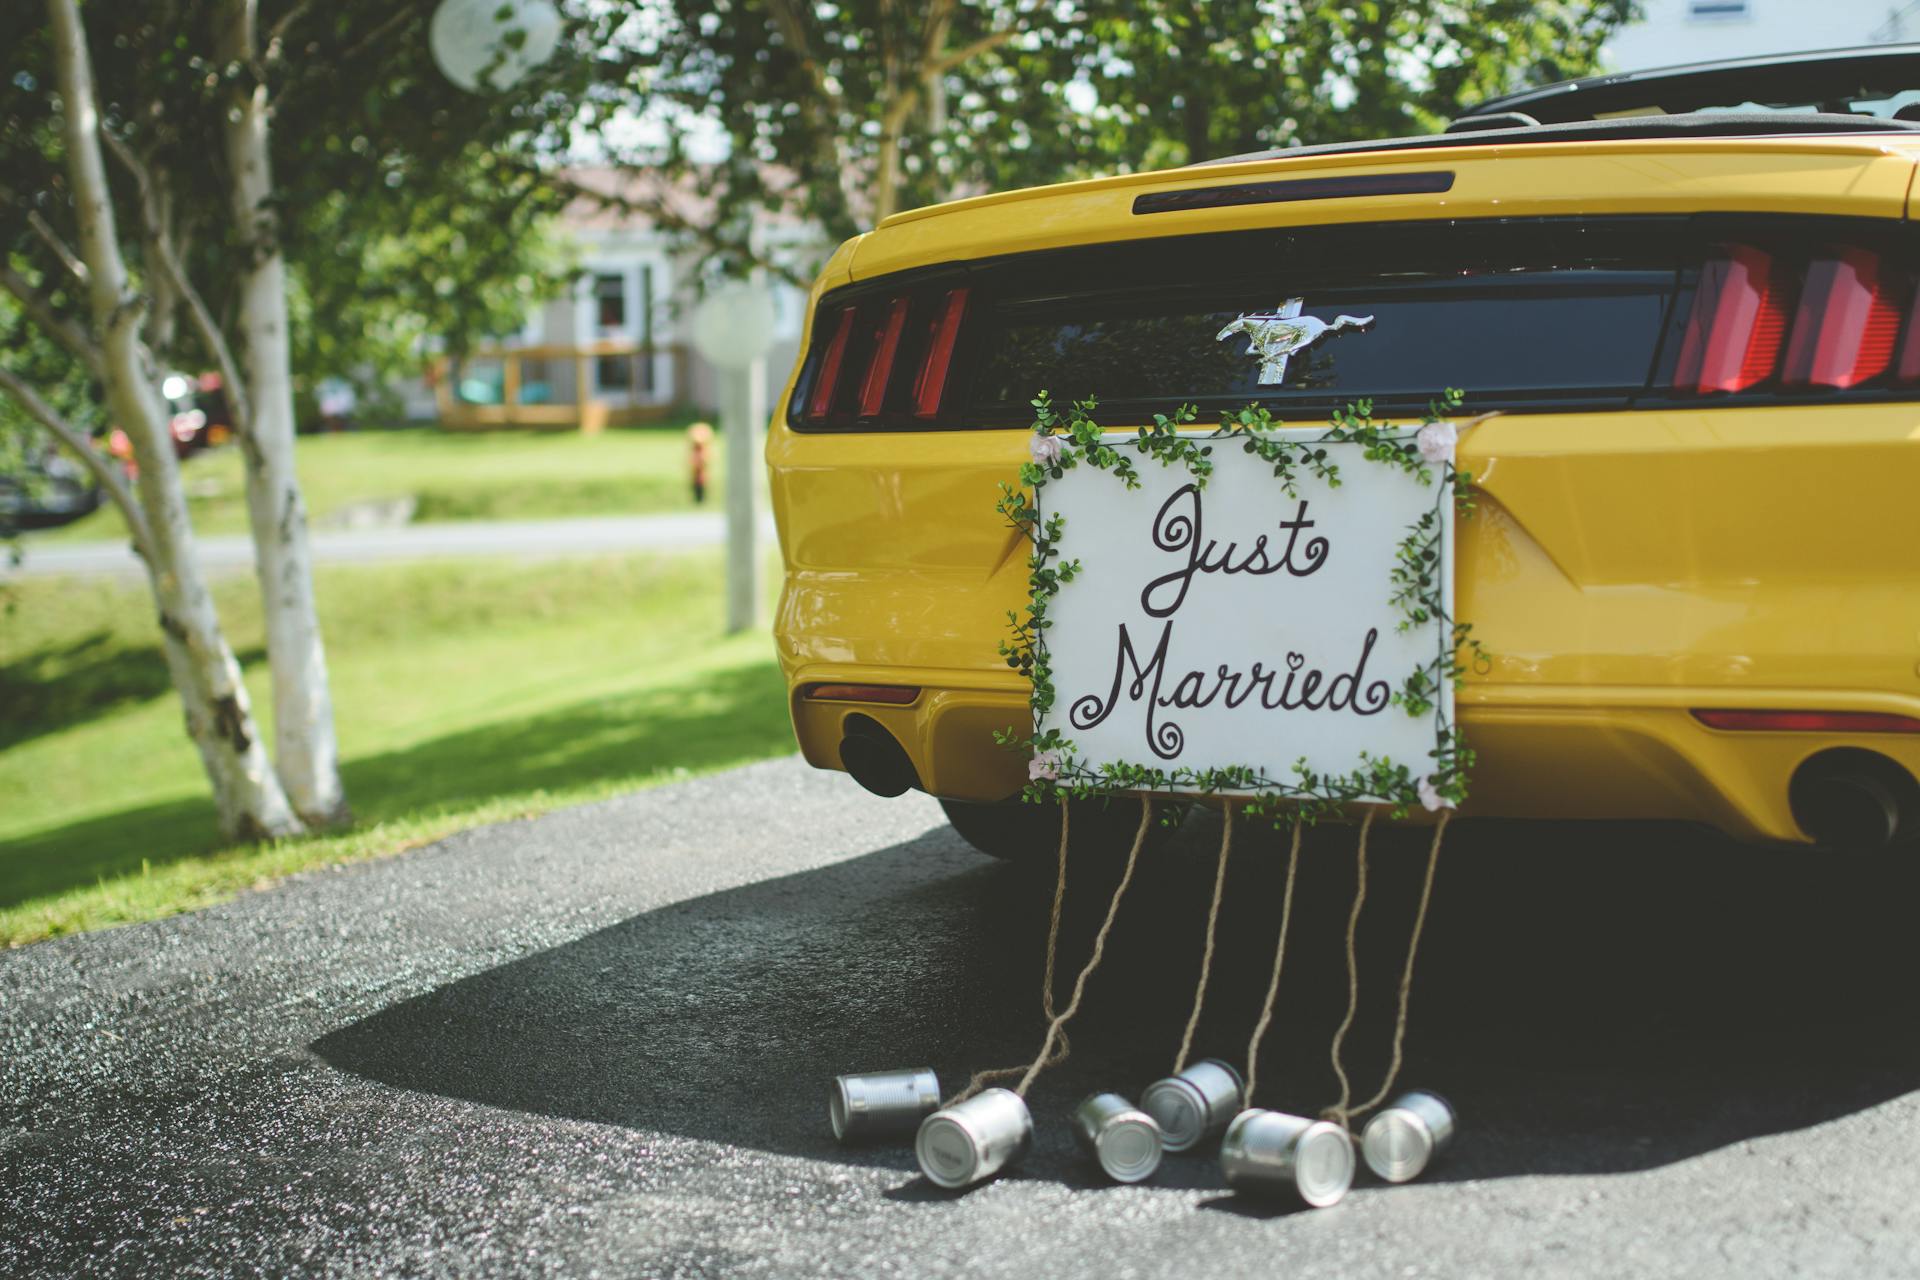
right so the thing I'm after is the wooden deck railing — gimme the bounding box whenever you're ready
[431,340,685,432]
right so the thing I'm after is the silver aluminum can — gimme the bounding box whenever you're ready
[1071,1093,1164,1184]
[916,1088,1033,1189]
[830,1068,941,1143]
[1141,1059,1244,1153]
[1220,1109,1355,1208]
[1361,1090,1456,1184]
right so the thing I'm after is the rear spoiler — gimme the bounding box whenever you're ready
[852,136,1918,281]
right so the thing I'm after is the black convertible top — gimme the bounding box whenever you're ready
[1468,45,1920,124]
[1196,46,1920,167]
[1198,110,1917,169]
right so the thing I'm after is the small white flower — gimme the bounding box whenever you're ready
[1030,433,1064,466]
[1415,420,1457,466]
[1417,775,1455,813]
[1029,750,1062,781]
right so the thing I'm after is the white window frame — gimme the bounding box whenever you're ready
[511,305,546,347]
[575,254,675,406]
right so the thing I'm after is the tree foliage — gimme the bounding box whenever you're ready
[258,2,585,396]
[589,0,1043,262]
[1055,0,1641,171]
[588,0,1639,269]
[0,1,583,422]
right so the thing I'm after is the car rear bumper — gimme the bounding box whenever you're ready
[786,676,1920,844]
[771,403,1920,845]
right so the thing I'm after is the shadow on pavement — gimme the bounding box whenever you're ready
[313,811,1920,1188]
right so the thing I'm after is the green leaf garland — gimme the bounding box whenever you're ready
[995,389,1485,824]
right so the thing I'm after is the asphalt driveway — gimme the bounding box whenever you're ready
[3,757,1918,1277]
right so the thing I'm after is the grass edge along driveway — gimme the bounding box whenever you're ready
[1,550,794,946]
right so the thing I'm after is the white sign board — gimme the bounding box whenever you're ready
[691,284,778,371]
[1037,431,1452,800]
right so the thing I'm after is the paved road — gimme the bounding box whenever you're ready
[2,512,778,578]
[4,757,1919,1277]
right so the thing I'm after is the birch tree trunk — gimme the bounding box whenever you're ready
[47,0,303,842]
[216,0,349,827]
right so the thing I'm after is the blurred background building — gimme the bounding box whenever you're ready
[1608,0,1920,70]
[403,170,820,430]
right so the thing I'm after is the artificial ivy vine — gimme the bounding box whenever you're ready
[994,389,1487,824]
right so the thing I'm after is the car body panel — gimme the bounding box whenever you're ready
[770,135,1920,844]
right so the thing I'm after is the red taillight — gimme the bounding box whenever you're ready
[802,683,921,705]
[1693,709,1920,735]
[912,287,969,419]
[1897,285,1920,382]
[805,308,856,419]
[1672,243,1794,394]
[1780,247,1903,389]
[1673,241,1920,396]
[857,296,911,417]
[802,284,969,425]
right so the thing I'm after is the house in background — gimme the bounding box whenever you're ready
[1605,0,1917,72]
[404,169,822,430]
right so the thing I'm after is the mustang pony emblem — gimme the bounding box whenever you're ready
[1216,298,1375,386]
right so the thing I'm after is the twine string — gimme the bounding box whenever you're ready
[1011,795,1154,1097]
[1171,802,1235,1074]
[1350,809,1451,1118]
[1041,798,1070,1025]
[951,797,1448,1120]
[1242,814,1304,1106]
[1321,808,1376,1131]
[946,796,1073,1105]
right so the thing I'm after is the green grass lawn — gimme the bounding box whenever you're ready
[0,550,793,945]
[40,420,720,542]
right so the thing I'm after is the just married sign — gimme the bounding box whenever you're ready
[1006,396,1475,813]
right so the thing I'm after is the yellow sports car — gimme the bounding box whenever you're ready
[769,47,1920,859]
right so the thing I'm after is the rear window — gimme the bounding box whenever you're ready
[972,281,1668,410]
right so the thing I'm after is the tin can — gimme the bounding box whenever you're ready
[1220,1109,1354,1208]
[1360,1090,1456,1184]
[829,1068,941,1144]
[1071,1093,1164,1184]
[916,1088,1033,1190]
[1141,1059,1244,1153]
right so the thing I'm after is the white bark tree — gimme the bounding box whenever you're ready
[213,0,347,826]
[6,0,586,842]
[4,0,349,834]
[12,0,305,841]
